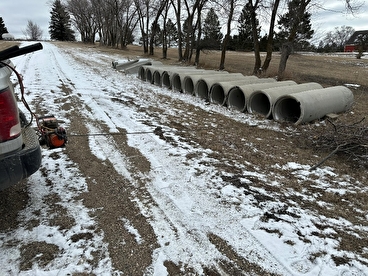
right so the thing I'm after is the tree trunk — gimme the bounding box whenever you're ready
[261,0,280,73]
[249,0,261,75]
[170,0,183,61]
[143,34,148,53]
[149,0,168,56]
[219,34,229,70]
[278,42,293,80]
[162,1,169,59]
[149,36,155,55]
[183,15,194,61]
[219,0,234,71]
[277,0,310,79]
[194,12,202,65]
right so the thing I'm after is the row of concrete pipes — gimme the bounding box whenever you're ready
[114,61,354,125]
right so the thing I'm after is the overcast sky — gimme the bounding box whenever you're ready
[1,0,367,41]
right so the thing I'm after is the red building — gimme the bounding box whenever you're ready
[344,30,368,52]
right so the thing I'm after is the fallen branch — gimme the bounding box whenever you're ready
[308,118,368,170]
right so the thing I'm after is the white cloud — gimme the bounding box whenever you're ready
[312,0,368,34]
[2,0,51,39]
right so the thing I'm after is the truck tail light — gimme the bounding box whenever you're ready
[0,87,21,142]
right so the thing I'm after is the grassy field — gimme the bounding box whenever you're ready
[97,43,368,89]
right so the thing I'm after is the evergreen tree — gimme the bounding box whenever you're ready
[201,7,223,50]
[182,18,193,48]
[237,3,260,51]
[49,0,75,41]
[276,0,314,50]
[165,19,178,47]
[150,22,162,46]
[0,17,8,39]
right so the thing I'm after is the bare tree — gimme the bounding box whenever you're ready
[244,0,280,75]
[161,0,171,58]
[119,0,138,48]
[218,0,238,70]
[149,0,170,55]
[247,0,262,75]
[193,0,208,65]
[182,0,208,62]
[135,0,150,53]
[170,0,184,61]
[67,0,97,43]
[23,20,43,40]
[261,0,280,73]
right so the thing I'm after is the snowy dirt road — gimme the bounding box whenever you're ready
[0,42,367,275]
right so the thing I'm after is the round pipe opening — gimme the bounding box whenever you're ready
[227,88,246,111]
[210,84,225,105]
[172,74,181,91]
[248,92,271,117]
[138,67,146,80]
[162,72,171,88]
[273,97,301,123]
[146,70,154,83]
[153,71,161,86]
[184,78,195,94]
[196,80,209,99]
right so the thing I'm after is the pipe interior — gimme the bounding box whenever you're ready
[162,73,171,88]
[146,70,153,83]
[184,79,194,94]
[138,67,146,80]
[153,71,161,85]
[196,81,208,99]
[274,98,301,123]
[210,85,225,105]
[249,93,270,116]
[172,75,181,91]
[228,88,246,111]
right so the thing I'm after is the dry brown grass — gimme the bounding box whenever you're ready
[0,41,20,51]
[92,43,368,88]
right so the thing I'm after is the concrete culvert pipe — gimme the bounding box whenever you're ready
[172,70,221,92]
[138,66,146,80]
[138,65,152,81]
[125,60,161,75]
[145,65,165,83]
[273,86,354,125]
[210,77,276,106]
[161,67,199,89]
[152,66,192,86]
[227,81,297,112]
[143,64,168,83]
[114,59,139,70]
[248,82,323,118]
[183,71,230,95]
[194,73,246,100]
[146,68,155,83]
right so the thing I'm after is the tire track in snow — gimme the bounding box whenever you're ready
[1,42,119,275]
